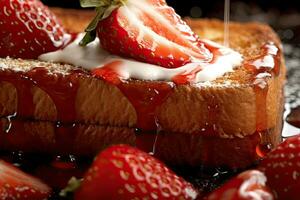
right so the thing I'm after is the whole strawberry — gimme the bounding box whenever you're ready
[75,145,198,200]
[259,135,300,200]
[0,0,69,59]
[206,170,273,200]
[80,0,211,68]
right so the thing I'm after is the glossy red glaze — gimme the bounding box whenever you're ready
[119,82,174,130]
[92,60,122,85]
[0,42,281,169]
[256,142,272,158]
[244,42,281,157]
[0,67,85,122]
[0,70,34,118]
[254,85,269,132]
[92,61,174,130]
[28,68,83,122]
[172,66,203,84]
[203,41,222,64]
[172,42,221,84]
[244,42,281,76]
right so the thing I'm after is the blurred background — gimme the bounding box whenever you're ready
[41,0,300,43]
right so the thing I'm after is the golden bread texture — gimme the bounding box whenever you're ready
[0,8,285,168]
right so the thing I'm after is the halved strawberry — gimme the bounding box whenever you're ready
[80,0,212,68]
[259,135,300,200]
[74,144,198,200]
[0,160,51,200]
[0,0,70,59]
[206,170,273,200]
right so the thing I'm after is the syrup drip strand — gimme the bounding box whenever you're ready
[224,0,230,47]
[245,43,281,131]
[244,43,281,157]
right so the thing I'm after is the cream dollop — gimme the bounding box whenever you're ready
[39,34,243,83]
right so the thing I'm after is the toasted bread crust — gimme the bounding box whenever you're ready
[0,17,285,138]
[0,59,284,137]
[0,8,286,168]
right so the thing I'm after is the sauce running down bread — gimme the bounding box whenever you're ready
[1,39,279,166]
[0,0,289,198]
[0,5,284,171]
[0,68,85,122]
[244,42,281,156]
[39,33,242,132]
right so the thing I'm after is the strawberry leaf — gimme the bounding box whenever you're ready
[80,30,97,46]
[85,7,104,32]
[80,0,109,8]
[80,0,126,46]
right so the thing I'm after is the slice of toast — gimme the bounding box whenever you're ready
[0,8,286,169]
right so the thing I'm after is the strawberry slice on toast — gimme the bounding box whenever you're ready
[80,0,212,68]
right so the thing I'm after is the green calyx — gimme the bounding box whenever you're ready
[79,0,127,46]
[59,177,82,198]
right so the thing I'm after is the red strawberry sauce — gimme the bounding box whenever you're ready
[0,42,284,197]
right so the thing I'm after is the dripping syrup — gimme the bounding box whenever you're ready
[92,61,174,154]
[27,67,84,122]
[286,106,300,128]
[244,42,281,156]
[256,143,272,158]
[92,61,174,131]
[0,67,86,123]
[224,0,230,47]
[0,66,88,153]
[0,69,35,118]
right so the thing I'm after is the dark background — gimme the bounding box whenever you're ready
[41,0,300,44]
[41,0,300,15]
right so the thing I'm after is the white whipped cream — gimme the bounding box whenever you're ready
[39,34,243,83]
[251,43,278,70]
[0,62,7,69]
